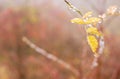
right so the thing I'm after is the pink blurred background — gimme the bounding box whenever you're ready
[0,0,120,79]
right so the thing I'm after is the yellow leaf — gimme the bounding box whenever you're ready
[86,27,102,36]
[87,17,101,24]
[83,11,93,18]
[87,35,98,55]
[71,17,101,24]
[71,18,85,24]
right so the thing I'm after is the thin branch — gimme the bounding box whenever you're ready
[64,0,83,16]
[22,36,80,76]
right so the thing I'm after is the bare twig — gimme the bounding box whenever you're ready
[64,0,83,16]
[22,36,80,76]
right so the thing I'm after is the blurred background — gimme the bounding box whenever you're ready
[0,0,120,79]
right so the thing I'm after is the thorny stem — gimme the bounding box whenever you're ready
[22,36,80,76]
[64,0,83,16]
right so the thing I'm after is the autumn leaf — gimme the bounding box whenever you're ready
[87,35,98,56]
[83,11,92,19]
[71,18,86,24]
[71,11,101,25]
[86,27,102,36]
